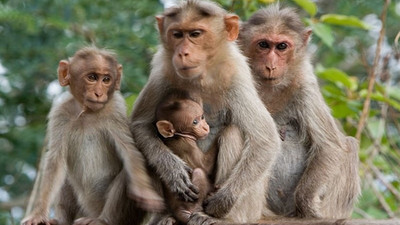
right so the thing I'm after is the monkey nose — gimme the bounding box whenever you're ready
[179,52,189,58]
[95,92,103,98]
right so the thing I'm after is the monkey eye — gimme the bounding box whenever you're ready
[103,76,111,84]
[258,41,269,49]
[87,73,98,81]
[193,119,199,125]
[201,115,205,120]
[189,30,202,38]
[276,42,288,50]
[172,30,184,39]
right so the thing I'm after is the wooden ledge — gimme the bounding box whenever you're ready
[220,219,400,225]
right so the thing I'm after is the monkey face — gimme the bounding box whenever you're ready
[58,53,122,112]
[156,4,238,81]
[168,29,210,80]
[246,33,294,86]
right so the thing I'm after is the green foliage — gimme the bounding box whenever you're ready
[320,14,370,29]
[291,0,317,17]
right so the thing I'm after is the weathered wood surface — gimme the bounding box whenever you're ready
[220,219,400,225]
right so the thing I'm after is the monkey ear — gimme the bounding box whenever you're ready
[115,64,123,90]
[155,15,164,35]
[224,14,240,41]
[303,28,313,46]
[58,60,70,87]
[156,120,175,138]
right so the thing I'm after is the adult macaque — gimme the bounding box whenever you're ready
[129,1,280,224]
[22,47,163,225]
[239,5,361,219]
[155,90,215,224]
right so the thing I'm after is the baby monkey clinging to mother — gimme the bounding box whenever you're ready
[155,90,217,225]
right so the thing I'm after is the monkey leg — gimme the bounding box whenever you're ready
[73,170,147,225]
[318,136,361,218]
[54,180,81,225]
[171,168,212,224]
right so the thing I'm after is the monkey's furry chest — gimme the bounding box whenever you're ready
[64,125,122,197]
[267,117,307,215]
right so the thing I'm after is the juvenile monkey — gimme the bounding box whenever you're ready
[22,46,163,225]
[239,5,360,219]
[129,1,280,224]
[155,90,215,224]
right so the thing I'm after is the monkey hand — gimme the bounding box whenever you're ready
[187,212,218,225]
[21,215,58,225]
[73,217,108,225]
[155,215,177,225]
[165,162,199,202]
[128,184,165,212]
[203,187,236,218]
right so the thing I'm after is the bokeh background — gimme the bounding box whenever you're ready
[0,0,399,224]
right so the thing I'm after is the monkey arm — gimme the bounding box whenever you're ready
[22,128,66,225]
[129,78,199,202]
[293,83,346,218]
[205,78,281,218]
[107,93,164,212]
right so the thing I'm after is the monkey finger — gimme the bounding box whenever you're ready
[174,174,199,202]
[184,164,193,175]
[188,212,217,225]
[186,180,200,195]
[158,216,176,225]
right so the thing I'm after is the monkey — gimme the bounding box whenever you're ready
[238,4,361,219]
[129,1,281,224]
[21,46,164,225]
[155,90,216,224]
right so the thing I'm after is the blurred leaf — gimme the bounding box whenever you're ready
[305,19,334,48]
[291,0,317,17]
[125,94,138,115]
[258,0,276,3]
[317,68,357,91]
[321,14,370,29]
[330,102,357,118]
[359,91,400,111]
[387,86,400,101]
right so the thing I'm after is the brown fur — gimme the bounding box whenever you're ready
[22,47,163,225]
[239,4,361,219]
[156,91,215,224]
[130,1,280,225]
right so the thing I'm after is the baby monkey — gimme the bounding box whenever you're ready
[155,90,216,224]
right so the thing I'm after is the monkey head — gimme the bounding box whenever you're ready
[239,5,312,87]
[155,1,239,80]
[156,99,209,140]
[57,48,122,112]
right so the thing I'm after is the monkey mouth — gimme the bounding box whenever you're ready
[180,66,198,71]
[263,77,278,81]
[87,99,106,104]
